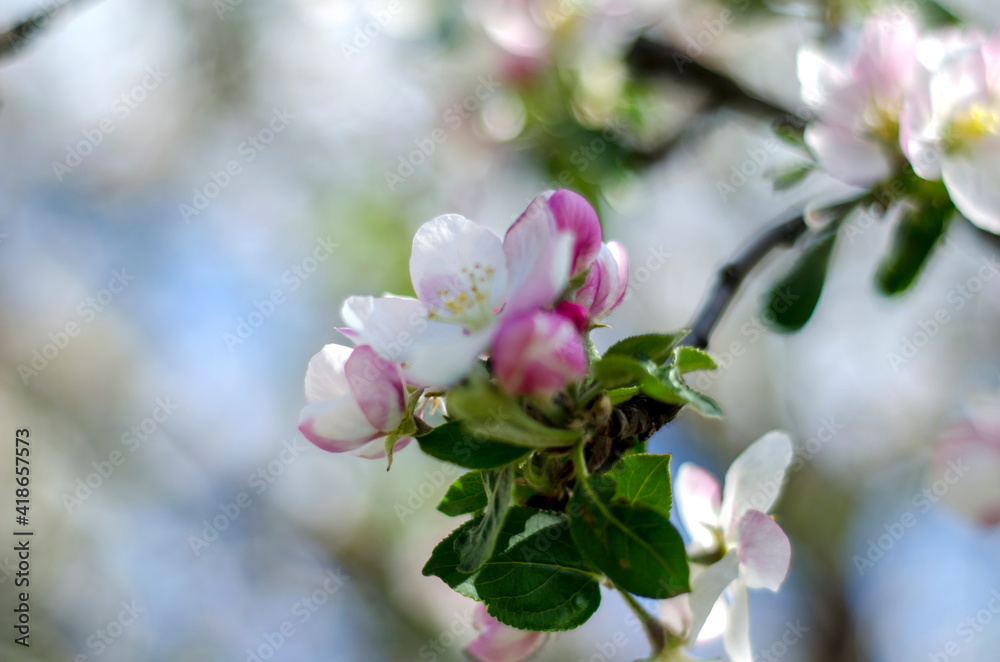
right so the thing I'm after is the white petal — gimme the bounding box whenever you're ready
[805,122,893,186]
[720,431,794,535]
[340,295,469,381]
[410,214,507,328]
[688,550,740,643]
[659,594,693,639]
[675,463,722,550]
[406,325,495,387]
[722,580,752,662]
[943,147,1000,234]
[304,344,353,403]
[298,397,380,453]
[735,510,792,591]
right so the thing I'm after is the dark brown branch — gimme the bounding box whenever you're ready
[688,214,808,349]
[625,35,795,120]
[0,0,95,60]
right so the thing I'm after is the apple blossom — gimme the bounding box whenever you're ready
[901,31,1000,232]
[491,308,587,396]
[465,603,548,662]
[572,240,629,321]
[297,344,412,459]
[932,395,1000,526]
[340,191,602,386]
[662,431,794,662]
[798,13,919,186]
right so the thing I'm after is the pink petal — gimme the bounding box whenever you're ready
[735,510,791,591]
[576,241,629,320]
[298,398,381,453]
[546,189,603,275]
[344,345,405,432]
[720,431,794,534]
[491,310,586,396]
[805,122,894,186]
[304,344,354,404]
[466,604,547,662]
[503,201,574,315]
[675,463,723,550]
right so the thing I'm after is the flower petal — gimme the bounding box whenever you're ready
[304,344,353,404]
[406,324,495,387]
[344,345,405,432]
[491,310,586,396]
[720,431,794,535]
[943,146,1000,234]
[722,580,752,662]
[298,398,380,453]
[687,549,740,643]
[735,510,792,591]
[410,214,507,329]
[805,122,894,186]
[351,436,413,460]
[503,197,575,314]
[675,463,722,550]
[465,603,548,662]
[546,189,603,274]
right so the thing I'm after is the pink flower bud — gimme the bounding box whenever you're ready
[491,310,587,396]
[465,603,547,662]
[573,241,629,321]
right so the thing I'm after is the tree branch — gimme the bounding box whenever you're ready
[0,0,96,60]
[687,214,808,349]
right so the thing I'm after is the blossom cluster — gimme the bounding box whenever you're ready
[799,13,1000,232]
[298,189,628,461]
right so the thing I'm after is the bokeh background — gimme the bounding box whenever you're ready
[2,0,1000,660]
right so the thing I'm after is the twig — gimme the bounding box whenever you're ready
[0,0,95,60]
[626,35,795,120]
[687,214,808,349]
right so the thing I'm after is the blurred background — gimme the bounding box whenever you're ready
[1,0,1000,660]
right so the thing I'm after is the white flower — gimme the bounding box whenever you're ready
[663,432,794,662]
[902,31,1000,232]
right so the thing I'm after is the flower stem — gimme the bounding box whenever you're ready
[618,587,667,656]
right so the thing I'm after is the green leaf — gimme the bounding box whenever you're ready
[611,453,673,518]
[447,379,582,447]
[417,421,531,469]
[438,472,488,516]
[594,356,687,406]
[765,229,838,332]
[604,331,689,364]
[770,163,815,192]
[567,475,689,599]
[455,466,514,573]
[876,203,953,296]
[671,346,718,374]
[663,368,722,418]
[423,507,602,631]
